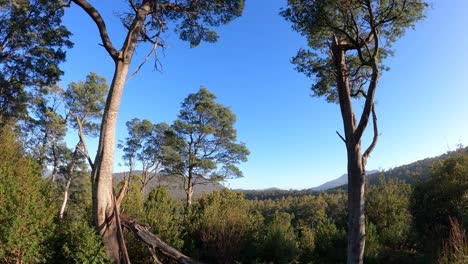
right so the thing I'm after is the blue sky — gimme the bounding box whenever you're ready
[60,0,468,190]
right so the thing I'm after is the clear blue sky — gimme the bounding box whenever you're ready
[60,0,468,190]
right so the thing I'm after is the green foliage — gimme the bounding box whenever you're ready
[0,125,58,263]
[259,211,299,263]
[281,0,427,102]
[143,187,184,250]
[120,0,244,48]
[367,175,412,247]
[0,0,72,121]
[189,190,260,263]
[313,219,347,263]
[120,177,145,217]
[55,219,110,264]
[64,72,108,136]
[297,225,315,263]
[163,87,249,204]
[411,151,468,260]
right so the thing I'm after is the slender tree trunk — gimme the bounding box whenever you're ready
[59,143,80,219]
[346,143,366,264]
[50,143,58,182]
[186,169,194,206]
[186,186,193,206]
[92,61,130,263]
[331,36,369,264]
[59,174,73,219]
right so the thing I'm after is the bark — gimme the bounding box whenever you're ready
[59,143,80,219]
[59,174,73,219]
[346,144,366,264]
[331,34,379,264]
[186,169,194,206]
[71,0,152,262]
[91,61,130,263]
[120,215,202,264]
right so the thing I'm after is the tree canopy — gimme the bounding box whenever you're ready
[0,0,72,121]
[163,87,249,205]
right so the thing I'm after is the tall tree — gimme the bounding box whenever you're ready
[69,0,245,262]
[164,87,249,206]
[60,72,108,219]
[0,0,72,123]
[119,118,167,193]
[281,1,426,263]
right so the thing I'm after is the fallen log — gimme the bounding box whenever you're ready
[120,215,202,264]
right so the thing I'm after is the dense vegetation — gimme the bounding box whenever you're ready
[1,121,467,262]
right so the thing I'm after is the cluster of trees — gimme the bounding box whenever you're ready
[116,150,468,264]
[3,112,466,263]
[118,87,249,206]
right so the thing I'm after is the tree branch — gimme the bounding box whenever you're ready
[71,0,119,60]
[362,104,379,165]
[121,215,203,264]
[336,131,346,143]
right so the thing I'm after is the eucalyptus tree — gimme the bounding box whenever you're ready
[25,85,67,178]
[60,72,108,219]
[163,87,249,206]
[0,0,72,123]
[69,0,245,261]
[119,118,169,194]
[281,1,427,263]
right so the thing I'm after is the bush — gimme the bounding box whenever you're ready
[0,126,58,263]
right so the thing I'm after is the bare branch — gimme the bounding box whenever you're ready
[71,0,119,60]
[362,104,379,165]
[336,130,346,143]
[121,215,203,264]
[116,177,129,210]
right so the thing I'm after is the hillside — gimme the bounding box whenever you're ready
[311,170,379,191]
[239,148,467,200]
[113,171,224,199]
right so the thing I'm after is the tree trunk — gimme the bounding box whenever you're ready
[186,170,194,206]
[186,186,193,206]
[91,61,130,263]
[346,143,366,264]
[331,36,370,264]
[59,174,73,219]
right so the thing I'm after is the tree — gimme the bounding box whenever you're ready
[163,87,249,206]
[25,85,67,178]
[0,125,58,263]
[411,151,468,260]
[191,190,259,263]
[59,72,108,219]
[281,1,426,262]
[0,0,72,123]
[119,119,168,194]
[69,0,245,261]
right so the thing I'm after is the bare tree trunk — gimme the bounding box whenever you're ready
[346,144,366,264]
[59,143,80,219]
[91,61,130,263]
[185,170,194,206]
[59,174,73,219]
[186,186,193,206]
[50,143,58,182]
[331,36,377,264]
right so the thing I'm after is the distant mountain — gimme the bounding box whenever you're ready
[113,171,224,199]
[311,170,379,191]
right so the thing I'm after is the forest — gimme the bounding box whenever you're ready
[1,0,467,264]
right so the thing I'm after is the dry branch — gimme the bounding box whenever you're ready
[120,215,202,264]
